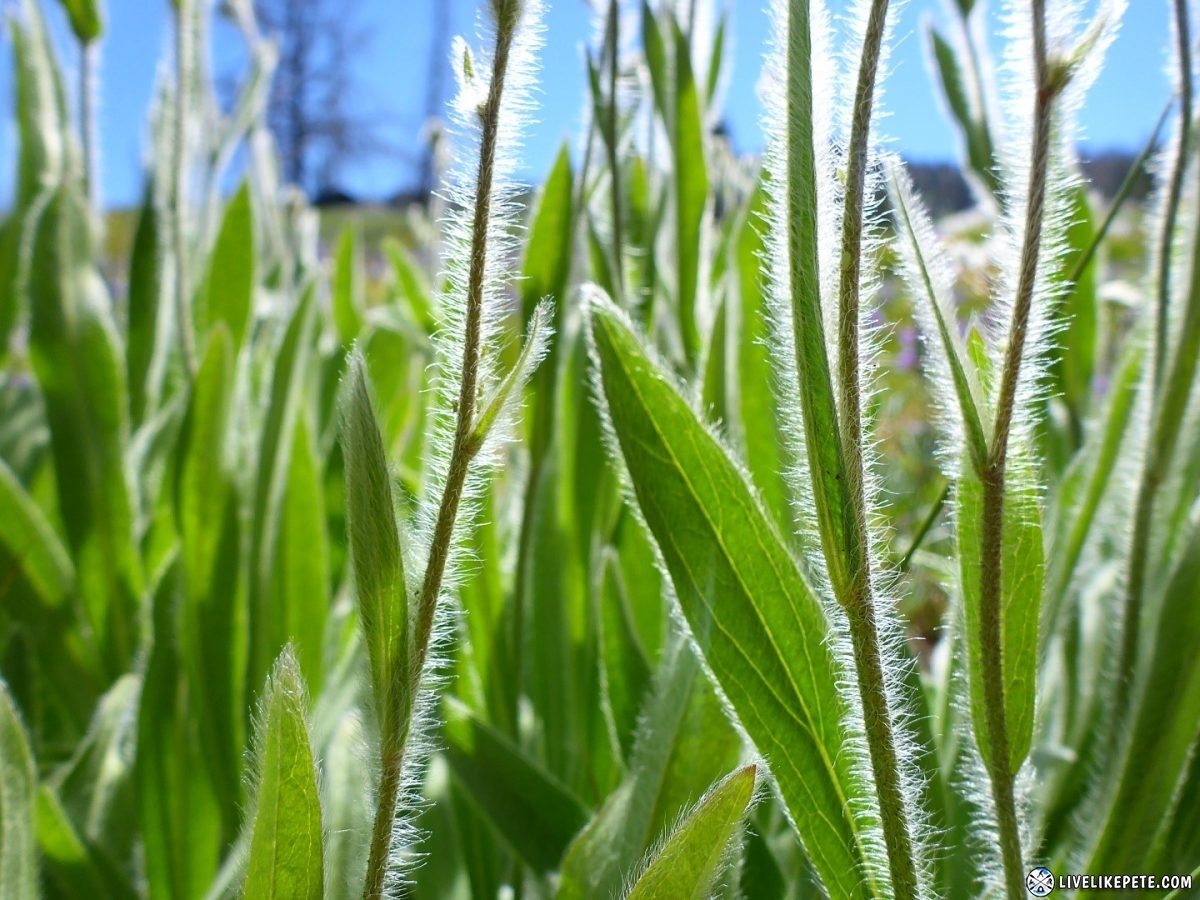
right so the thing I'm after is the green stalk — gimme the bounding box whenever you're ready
[899,481,949,573]
[361,10,519,897]
[172,0,197,378]
[833,3,920,897]
[1155,0,1193,390]
[1117,0,1197,706]
[977,3,1053,894]
[1065,101,1169,289]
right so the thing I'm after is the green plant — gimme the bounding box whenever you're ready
[2,0,1200,897]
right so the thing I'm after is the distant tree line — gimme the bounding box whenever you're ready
[903,149,1155,219]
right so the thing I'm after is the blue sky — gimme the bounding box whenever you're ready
[0,0,1173,210]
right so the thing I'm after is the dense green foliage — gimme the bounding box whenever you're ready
[2,0,1200,897]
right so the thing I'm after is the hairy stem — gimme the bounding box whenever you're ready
[172,0,197,378]
[1117,0,1197,707]
[362,746,405,900]
[1156,0,1193,390]
[834,2,920,897]
[977,3,1052,894]
[362,15,518,899]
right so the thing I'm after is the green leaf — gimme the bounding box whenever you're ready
[55,0,104,43]
[701,294,728,424]
[956,458,1043,773]
[9,0,77,207]
[126,185,164,424]
[174,326,246,840]
[776,0,863,602]
[1049,183,1097,422]
[341,351,408,744]
[0,457,74,608]
[732,181,791,532]
[136,564,223,900]
[49,674,141,874]
[671,17,708,367]
[471,303,553,452]
[331,227,364,346]
[626,765,757,900]
[1046,340,1142,610]
[321,713,372,900]
[443,699,589,874]
[270,412,330,690]
[0,457,100,731]
[705,14,727,107]
[1089,520,1200,872]
[248,287,315,700]
[36,784,136,899]
[641,4,670,133]
[519,143,574,457]
[0,680,37,900]
[597,549,653,760]
[1,0,78,365]
[243,648,324,900]
[587,296,875,899]
[558,636,741,900]
[927,24,996,195]
[889,166,990,470]
[28,185,142,674]
[198,181,256,349]
[524,452,587,786]
[383,238,437,334]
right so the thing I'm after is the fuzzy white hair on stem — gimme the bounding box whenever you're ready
[759,0,936,894]
[985,0,1125,452]
[354,2,553,896]
[414,0,548,569]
